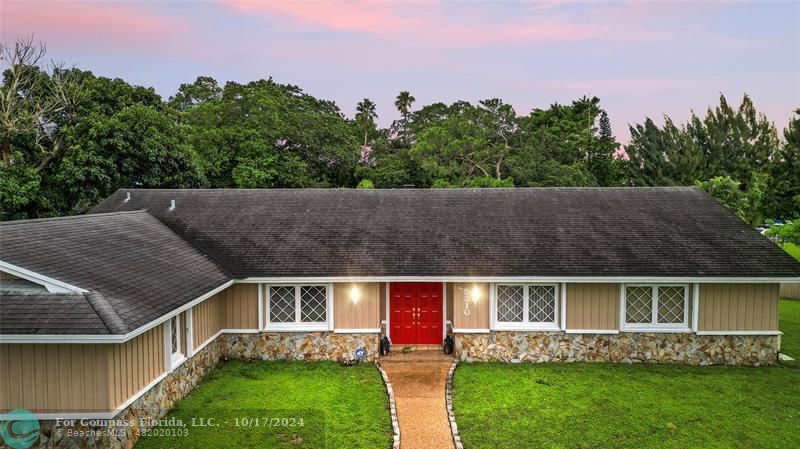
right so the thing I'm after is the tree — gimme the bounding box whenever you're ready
[169,76,222,111]
[181,78,359,188]
[768,109,800,219]
[355,98,378,147]
[696,172,768,225]
[511,97,617,186]
[625,117,703,186]
[409,99,519,186]
[765,220,800,247]
[0,37,84,168]
[394,91,415,119]
[356,179,374,189]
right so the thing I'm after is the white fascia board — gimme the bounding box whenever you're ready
[237,276,800,284]
[0,260,87,293]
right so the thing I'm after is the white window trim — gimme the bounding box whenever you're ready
[266,284,332,331]
[164,317,185,371]
[492,283,560,331]
[621,283,690,333]
[185,308,194,358]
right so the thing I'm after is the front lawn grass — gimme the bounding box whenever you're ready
[780,298,800,358]
[134,361,391,449]
[781,242,800,261]
[453,362,799,448]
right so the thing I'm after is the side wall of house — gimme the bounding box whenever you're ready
[334,282,381,329]
[565,283,619,331]
[698,283,780,332]
[0,344,112,413]
[192,291,224,348]
[450,282,490,330]
[221,283,259,330]
[106,325,165,410]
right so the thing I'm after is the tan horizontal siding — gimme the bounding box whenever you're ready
[781,283,800,300]
[334,283,380,329]
[193,292,224,348]
[698,283,780,331]
[451,283,489,330]
[222,283,259,329]
[1,343,112,413]
[106,325,165,409]
[566,283,619,330]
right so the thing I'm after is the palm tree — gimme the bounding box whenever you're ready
[356,98,378,147]
[394,91,416,119]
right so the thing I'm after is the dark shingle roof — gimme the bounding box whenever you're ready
[91,187,800,278]
[4,187,799,336]
[0,211,231,333]
[0,292,112,334]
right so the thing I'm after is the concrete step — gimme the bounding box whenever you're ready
[381,348,454,363]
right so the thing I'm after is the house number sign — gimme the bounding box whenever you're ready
[462,288,471,317]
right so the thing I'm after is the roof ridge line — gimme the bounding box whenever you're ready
[83,292,129,334]
[145,214,238,280]
[0,210,149,225]
[112,186,701,192]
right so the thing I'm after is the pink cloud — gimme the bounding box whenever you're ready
[223,0,607,45]
[1,1,185,44]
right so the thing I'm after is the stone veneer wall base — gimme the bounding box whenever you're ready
[455,331,779,366]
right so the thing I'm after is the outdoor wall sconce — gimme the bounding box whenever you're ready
[350,285,361,305]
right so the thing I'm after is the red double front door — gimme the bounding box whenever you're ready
[389,282,443,345]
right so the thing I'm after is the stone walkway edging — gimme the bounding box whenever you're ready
[376,361,401,449]
[445,359,464,449]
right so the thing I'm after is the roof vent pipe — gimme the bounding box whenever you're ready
[169,199,176,211]
[124,192,131,202]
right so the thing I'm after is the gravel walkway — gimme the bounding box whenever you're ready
[380,350,455,449]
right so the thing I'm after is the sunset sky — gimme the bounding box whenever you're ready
[3,0,798,141]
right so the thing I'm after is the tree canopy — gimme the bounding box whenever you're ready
[1,38,797,224]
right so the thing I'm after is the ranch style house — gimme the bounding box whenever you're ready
[1,187,799,448]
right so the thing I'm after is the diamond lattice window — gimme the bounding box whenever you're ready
[170,316,179,354]
[625,286,652,323]
[657,286,685,324]
[270,286,296,323]
[300,286,327,323]
[529,285,556,323]
[497,285,524,322]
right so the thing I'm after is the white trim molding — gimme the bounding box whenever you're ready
[565,329,619,334]
[560,282,567,331]
[257,283,264,331]
[239,275,800,284]
[0,260,87,293]
[332,328,381,334]
[621,283,691,333]
[452,328,490,333]
[696,330,783,336]
[691,282,700,333]
[264,284,332,332]
[384,282,391,341]
[491,283,561,332]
